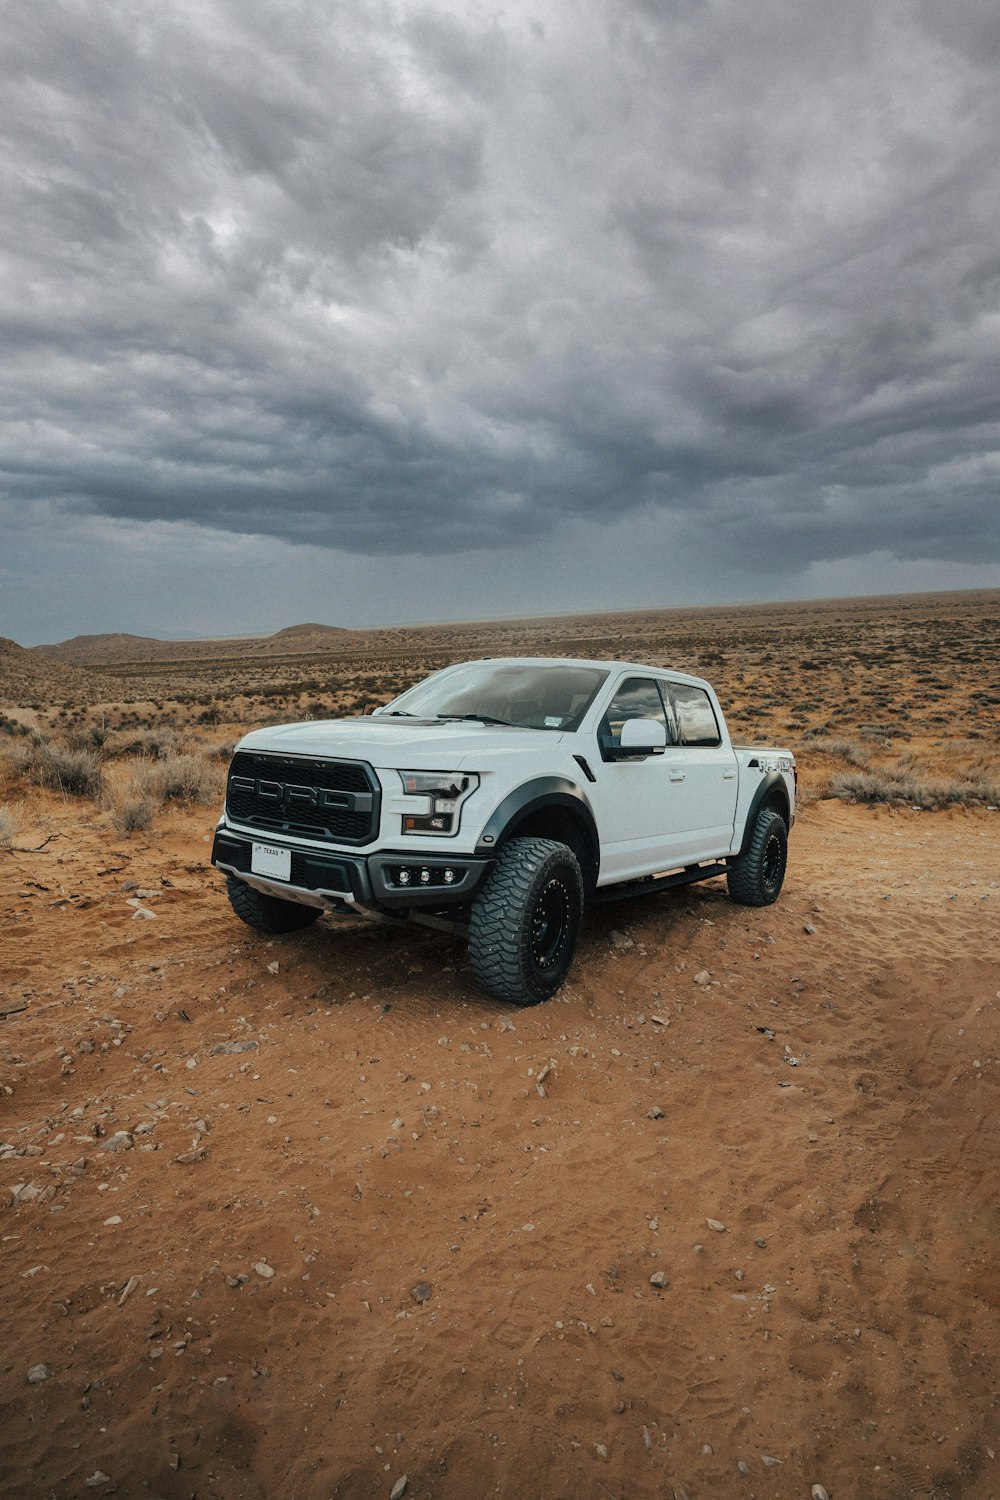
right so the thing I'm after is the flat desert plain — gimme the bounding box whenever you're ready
[1,591,998,1500]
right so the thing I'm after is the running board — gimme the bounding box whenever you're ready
[591,862,728,904]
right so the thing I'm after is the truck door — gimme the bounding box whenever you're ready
[661,680,739,859]
[587,675,679,883]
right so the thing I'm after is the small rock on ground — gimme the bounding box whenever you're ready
[101,1131,134,1153]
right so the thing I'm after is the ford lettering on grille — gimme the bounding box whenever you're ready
[226,753,380,845]
[229,776,373,814]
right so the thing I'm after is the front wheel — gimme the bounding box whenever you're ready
[225,875,322,934]
[469,837,584,1006]
[727,807,787,906]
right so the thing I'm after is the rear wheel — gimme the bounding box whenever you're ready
[727,807,787,906]
[469,837,584,1005]
[225,875,322,934]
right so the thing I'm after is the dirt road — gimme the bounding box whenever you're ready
[2,798,998,1498]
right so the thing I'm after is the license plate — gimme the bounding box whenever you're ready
[251,842,291,881]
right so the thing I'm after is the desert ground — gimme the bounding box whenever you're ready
[1,591,998,1499]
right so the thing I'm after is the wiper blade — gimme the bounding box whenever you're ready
[386,710,418,717]
[436,713,513,726]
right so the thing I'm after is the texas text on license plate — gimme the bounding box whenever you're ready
[250,842,291,881]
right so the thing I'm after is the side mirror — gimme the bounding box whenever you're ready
[613,718,667,758]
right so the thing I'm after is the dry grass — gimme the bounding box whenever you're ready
[101,726,183,760]
[106,790,156,834]
[98,750,224,837]
[2,738,103,798]
[135,752,224,805]
[0,803,20,848]
[826,767,1000,810]
[803,735,872,767]
[1,730,226,838]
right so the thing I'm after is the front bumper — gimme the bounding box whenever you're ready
[211,828,492,912]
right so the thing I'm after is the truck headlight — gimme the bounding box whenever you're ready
[397,771,479,836]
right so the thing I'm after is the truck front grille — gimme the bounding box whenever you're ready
[225,751,380,845]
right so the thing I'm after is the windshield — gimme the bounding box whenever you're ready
[386,662,609,732]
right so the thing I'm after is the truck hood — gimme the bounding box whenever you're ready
[236,716,562,769]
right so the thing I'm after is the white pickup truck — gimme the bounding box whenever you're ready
[212,657,796,1005]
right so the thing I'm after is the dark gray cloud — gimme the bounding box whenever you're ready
[1,0,999,639]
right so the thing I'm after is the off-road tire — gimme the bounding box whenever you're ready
[468,837,584,1006]
[727,807,787,907]
[225,874,322,934]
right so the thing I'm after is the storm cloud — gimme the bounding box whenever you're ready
[2,0,999,638]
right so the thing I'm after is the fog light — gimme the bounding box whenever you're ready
[420,868,431,884]
[397,869,411,886]
[443,868,455,884]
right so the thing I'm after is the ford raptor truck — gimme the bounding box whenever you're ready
[211,657,796,1006]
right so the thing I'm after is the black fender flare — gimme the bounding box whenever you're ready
[736,771,791,858]
[475,776,599,871]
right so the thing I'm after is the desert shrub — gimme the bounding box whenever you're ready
[137,753,223,804]
[103,727,180,760]
[2,740,45,783]
[0,803,20,848]
[827,770,1000,810]
[39,745,103,797]
[809,737,871,767]
[65,723,111,755]
[107,792,155,834]
[2,739,102,798]
[101,748,221,829]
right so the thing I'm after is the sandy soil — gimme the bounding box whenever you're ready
[1,793,997,1499]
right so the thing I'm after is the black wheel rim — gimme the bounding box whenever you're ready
[531,877,572,970]
[762,832,784,891]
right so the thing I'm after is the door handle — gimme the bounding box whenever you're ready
[669,770,685,782]
[722,769,737,780]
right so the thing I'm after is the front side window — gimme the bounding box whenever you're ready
[598,677,671,757]
[669,682,721,746]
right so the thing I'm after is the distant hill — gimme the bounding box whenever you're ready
[33,623,354,667]
[0,636,117,707]
[270,623,350,641]
[35,632,169,664]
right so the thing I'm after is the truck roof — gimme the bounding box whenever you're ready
[456,656,716,692]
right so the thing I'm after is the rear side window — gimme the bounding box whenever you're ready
[668,682,722,746]
[598,677,672,757]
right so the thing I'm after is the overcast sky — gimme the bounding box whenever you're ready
[2,0,998,645]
